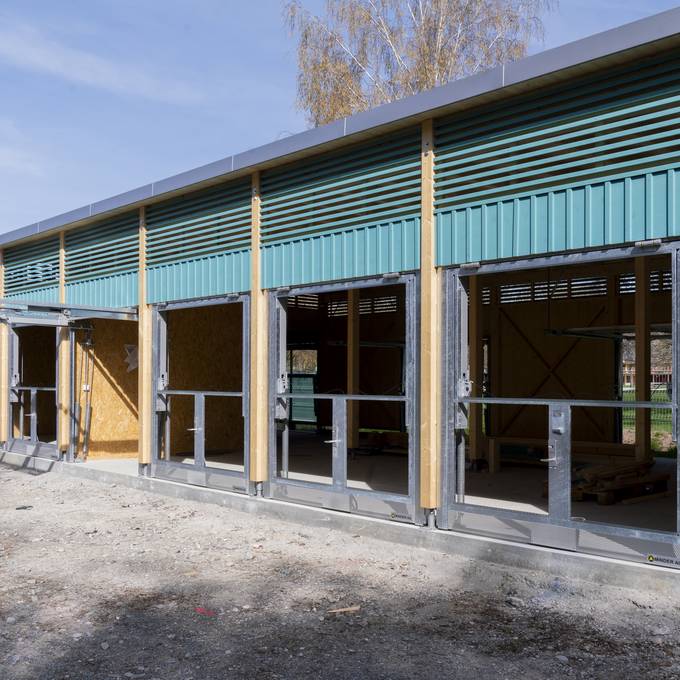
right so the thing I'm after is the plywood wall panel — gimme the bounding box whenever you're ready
[74,319,139,458]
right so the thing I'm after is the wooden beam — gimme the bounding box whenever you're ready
[249,171,269,482]
[57,232,70,453]
[419,119,440,509]
[0,249,7,444]
[138,207,153,465]
[635,256,651,462]
[347,288,360,450]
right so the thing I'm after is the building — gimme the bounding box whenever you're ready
[2,9,680,569]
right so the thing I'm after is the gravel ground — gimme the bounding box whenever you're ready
[1,462,680,680]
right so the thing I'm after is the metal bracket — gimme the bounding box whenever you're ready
[635,238,662,249]
[457,377,472,397]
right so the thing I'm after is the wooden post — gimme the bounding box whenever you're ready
[249,171,269,482]
[635,256,651,461]
[468,275,484,466]
[138,207,153,465]
[57,232,71,453]
[0,249,7,444]
[347,288,360,449]
[419,119,440,509]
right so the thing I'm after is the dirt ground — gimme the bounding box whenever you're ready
[1,463,680,679]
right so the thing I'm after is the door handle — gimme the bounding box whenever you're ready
[324,439,341,444]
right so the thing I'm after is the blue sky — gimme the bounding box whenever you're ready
[0,0,679,234]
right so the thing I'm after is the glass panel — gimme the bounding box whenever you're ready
[205,395,245,472]
[276,397,333,484]
[347,399,408,494]
[463,405,549,515]
[571,405,677,533]
[165,394,195,465]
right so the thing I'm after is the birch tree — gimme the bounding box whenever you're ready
[285,0,555,126]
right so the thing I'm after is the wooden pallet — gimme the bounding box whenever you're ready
[571,461,670,505]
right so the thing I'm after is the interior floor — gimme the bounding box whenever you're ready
[276,430,408,495]
[79,457,138,476]
[464,458,676,533]
[170,449,245,472]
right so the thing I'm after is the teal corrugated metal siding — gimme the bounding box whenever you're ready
[4,285,61,303]
[147,249,250,303]
[66,271,138,308]
[4,236,60,302]
[262,217,419,288]
[438,169,680,264]
[64,212,139,307]
[145,181,251,303]
[435,53,680,265]
[260,128,421,287]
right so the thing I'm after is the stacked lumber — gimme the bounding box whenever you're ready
[572,461,670,505]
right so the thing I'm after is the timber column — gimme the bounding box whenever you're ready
[0,249,8,445]
[250,172,269,486]
[419,119,441,510]
[57,232,71,454]
[138,207,153,468]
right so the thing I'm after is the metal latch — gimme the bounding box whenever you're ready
[540,445,557,464]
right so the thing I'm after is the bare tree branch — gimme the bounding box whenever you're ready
[286,0,556,127]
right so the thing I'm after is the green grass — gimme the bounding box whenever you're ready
[622,388,672,433]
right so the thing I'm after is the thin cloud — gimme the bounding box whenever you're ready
[0,18,205,106]
[0,117,43,177]
[0,147,42,176]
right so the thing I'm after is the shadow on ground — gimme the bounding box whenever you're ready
[3,558,677,680]
[0,456,52,476]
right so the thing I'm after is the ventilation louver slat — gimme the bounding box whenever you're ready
[4,237,60,300]
[145,181,252,268]
[435,54,680,210]
[261,128,421,247]
[65,212,139,283]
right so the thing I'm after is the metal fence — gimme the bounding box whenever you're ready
[621,384,673,435]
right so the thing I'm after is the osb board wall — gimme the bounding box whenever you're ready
[477,256,672,444]
[167,303,244,455]
[14,327,57,440]
[73,319,138,458]
[287,284,406,432]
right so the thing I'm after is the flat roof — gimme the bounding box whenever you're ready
[4,7,680,248]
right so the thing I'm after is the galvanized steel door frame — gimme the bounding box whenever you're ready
[1,302,138,461]
[440,242,680,568]
[3,318,62,460]
[265,273,422,524]
[150,293,253,495]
